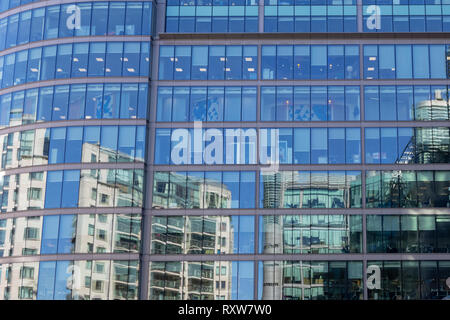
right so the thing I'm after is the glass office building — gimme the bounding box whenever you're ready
[0,0,449,300]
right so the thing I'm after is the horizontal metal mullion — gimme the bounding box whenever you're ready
[150,164,450,171]
[144,208,450,216]
[0,119,147,136]
[0,77,149,96]
[0,253,140,264]
[2,162,145,176]
[158,32,450,43]
[142,253,450,262]
[154,121,450,128]
[0,207,143,220]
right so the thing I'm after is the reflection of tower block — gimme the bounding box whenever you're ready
[262,215,283,300]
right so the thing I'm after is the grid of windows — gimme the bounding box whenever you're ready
[155,127,361,165]
[364,85,450,121]
[261,86,360,121]
[367,260,450,300]
[362,1,450,32]
[258,261,364,300]
[0,2,154,50]
[366,170,450,208]
[264,0,358,32]
[365,127,449,164]
[159,45,257,80]
[0,260,139,300]
[149,260,254,300]
[0,169,144,212]
[0,42,150,89]
[166,0,258,32]
[152,215,255,254]
[0,83,148,128]
[364,44,449,79]
[367,215,450,254]
[1,0,450,302]
[262,45,360,80]
[152,171,256,209]
[157,86,257,122]
[0,213,141,257]
[260,214,363,254]
[0,125,146,170]
[260,171,362,209]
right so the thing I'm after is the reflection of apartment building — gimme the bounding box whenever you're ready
[152,172,232,209]
[261,172,356,299]
[0,222,140,300]
[150,215,234,300]
[149,260,233,300]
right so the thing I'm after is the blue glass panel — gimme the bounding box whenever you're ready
[190,87,207,121]
[311,86,327,121]
[311,128,327,164]
[61,170,80,208]
[173,87,189,121]
[65,127,83,163]
[58,215,75,253]
[329,128,345,164]
[37,261,56,300]
[41,215,60,254]
[365,128,380,164]
[346,128,361,164]
[68,84,86,120]
[49,127,66,164]
[103,84,121,119]
[52,85,69,121]
[155,129,171,164]
[294,128,310,164]
[240,172,255,208]
[381,128,398,164]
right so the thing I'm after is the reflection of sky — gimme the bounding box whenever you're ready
[232,216,255,254]
[231,261,254,300]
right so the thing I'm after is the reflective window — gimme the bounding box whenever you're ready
[365,85,450,121]
[149,260,253,300]
[363,1,450,33]
[0,259,138,300]
[259,214,362,254]
[159,45,257,80]
[0,42,149,89]
[262,45,360,80]
[157,86,256,122]
[166,1,258,33]
[153,171,255,209]
[366,170,450,208]
[0,83,148,129]
[260,171,362,209]
[152,215,254,255]
[154,127,360,165]
[257,260,363,300]
[264,1,357,33]
[364,44,448,79]
[0,169,144,211]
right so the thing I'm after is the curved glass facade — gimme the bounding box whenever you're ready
[0,0,152,300]
[1,0,449,301]
[0,213,141,257]
[0,2,153,50]
[0,83,148,128]
[0,260,139,300]
[0,41,150,89]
